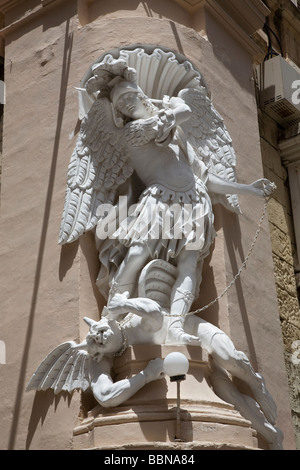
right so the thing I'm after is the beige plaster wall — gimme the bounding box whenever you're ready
[259,112,300,449]
[249,0,300,448]
[78,0,191,27]
[196,9,296,448]
[0,1,295,449]
[0,0,82,450]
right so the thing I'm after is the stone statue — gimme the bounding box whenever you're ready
[27,49,281,449]
[58,53,275,343]
[26,289,282,449]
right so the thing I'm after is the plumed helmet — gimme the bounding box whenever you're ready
[109,77,142,108]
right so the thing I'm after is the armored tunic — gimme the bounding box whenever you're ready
[111,108,216,261]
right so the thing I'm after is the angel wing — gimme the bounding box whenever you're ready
[59,97,134,245]
[26,341,90,395]
[178,87,241,213]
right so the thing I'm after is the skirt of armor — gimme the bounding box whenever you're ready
[112,180,216,261]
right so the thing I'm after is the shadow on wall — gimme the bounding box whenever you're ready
[79,231,105,313]
[4,0,77,44]
[222,208,259,372]
[8,18,74,450]
[77,0,190,28]
[26,389,73,450]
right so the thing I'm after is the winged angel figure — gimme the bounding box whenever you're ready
[58,57,275,343]
[27,56,282,449]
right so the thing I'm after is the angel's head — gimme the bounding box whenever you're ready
[109,77,159,121]
[84,317,123,362]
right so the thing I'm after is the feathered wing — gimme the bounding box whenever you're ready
[178,87,241,213]
[26,341,90,394]
[59,97,134,245]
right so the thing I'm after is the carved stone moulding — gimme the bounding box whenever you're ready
[72,345,259,450]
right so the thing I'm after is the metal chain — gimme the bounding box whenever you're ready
[113,196,271,321]
[187,196,271,316]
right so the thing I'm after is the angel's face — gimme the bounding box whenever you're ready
[116,92,149,120]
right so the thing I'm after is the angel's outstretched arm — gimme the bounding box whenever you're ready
[207,173,276,198]
[90,358,164,408]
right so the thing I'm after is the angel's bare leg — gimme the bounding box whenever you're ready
[167,249,201,344]
[107,243,150,308]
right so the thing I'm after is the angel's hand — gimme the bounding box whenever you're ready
[250,179,277,198]
[106,292,130,318]
[168,96,186,109]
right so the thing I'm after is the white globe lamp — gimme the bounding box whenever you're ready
[163,352,189,441]
[163,352,189,382]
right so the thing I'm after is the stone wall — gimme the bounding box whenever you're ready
[254,0,300,449]
[259,111,300,448]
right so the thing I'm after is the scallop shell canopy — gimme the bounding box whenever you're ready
[76,46,207,119]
